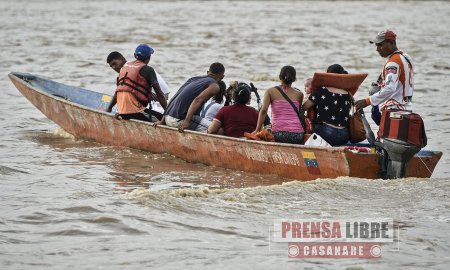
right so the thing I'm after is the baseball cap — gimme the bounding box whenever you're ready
[369,30,397,44]
[134,44,154,59]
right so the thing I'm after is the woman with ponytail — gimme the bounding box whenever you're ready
[253,66,305,144]
[207,82,259,137]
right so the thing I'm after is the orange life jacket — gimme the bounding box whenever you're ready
[116,60,150,105]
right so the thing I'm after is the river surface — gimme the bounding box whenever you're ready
[1,1,449,269]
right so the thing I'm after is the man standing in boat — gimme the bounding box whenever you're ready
[355,30,414,117]
[106,44,167,122]
[161,62,225,132]
[105,51,170,120]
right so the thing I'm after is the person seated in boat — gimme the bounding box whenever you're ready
[105,50,169,120]
[302,64,352,146]
[194,81,227,132]
[161,62,225,132]
[106,45,167,122]
[207,82,259,137]
[252,66,305,144]
[303,77,313,133]
[303,77,312,101]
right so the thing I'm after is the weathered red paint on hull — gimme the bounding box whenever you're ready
[9,73,442,182]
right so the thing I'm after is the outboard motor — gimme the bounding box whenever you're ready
[376,138,421,179]
[375,110,427,179]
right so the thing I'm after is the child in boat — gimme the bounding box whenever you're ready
[207,82,259,137]
[303,77,312,101]
[303,77,313,134]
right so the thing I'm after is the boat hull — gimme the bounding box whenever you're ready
[9,72,442,182]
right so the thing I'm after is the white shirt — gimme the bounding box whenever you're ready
[151,71,170,114]
[199,100,223,121]
[370,50,413,111]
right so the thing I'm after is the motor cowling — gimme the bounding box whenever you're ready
[376,110,427,179]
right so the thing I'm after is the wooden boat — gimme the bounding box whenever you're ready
[8,72,442,181]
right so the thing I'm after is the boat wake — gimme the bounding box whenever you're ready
[50,127,75,139]
[122,176,441,211]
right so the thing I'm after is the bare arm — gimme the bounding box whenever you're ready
[297,91,304,105]
[178,83,220,132]
[152,83,167,109]
[253,88,272,133]
[153,115,166,127]
[106,92,117,113]
[207,119,222,134]
[302,99,315,111]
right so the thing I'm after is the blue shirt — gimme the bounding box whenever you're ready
[165,75,217,119]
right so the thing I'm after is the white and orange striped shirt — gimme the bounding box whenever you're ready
[370,50,414,111]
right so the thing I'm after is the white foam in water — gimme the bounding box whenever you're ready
[50,127,75,139]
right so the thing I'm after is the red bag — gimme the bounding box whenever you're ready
[378,110,427,148]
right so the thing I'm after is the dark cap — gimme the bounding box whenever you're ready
[369,30,397,44]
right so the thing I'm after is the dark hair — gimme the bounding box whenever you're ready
[279,65,296,85]
[209,62,225,75]
[327,64,348,74]
[234,82,251,105]
[106,51,124,63]
[224,85,233,106]
[213,81,226,104]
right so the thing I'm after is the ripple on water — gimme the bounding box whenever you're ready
[0,165,29,175]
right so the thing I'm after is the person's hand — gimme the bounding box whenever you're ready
[355,99,369,112]
[177,120,190,133]
[251,129,261,135]
[369,82,381,96]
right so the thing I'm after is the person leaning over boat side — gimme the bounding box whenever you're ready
[253,66,305,144]
[302,64,352,146]
[355,30,414,119]
[207,82,259,137]
[161,62,225,132]
[105,44,167,122]
[105,51,170,120]
[194,81,227,132]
